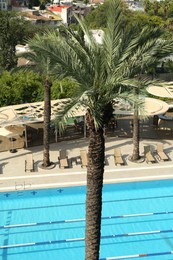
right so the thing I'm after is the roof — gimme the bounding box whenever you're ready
[113,97,169,116]
[0,99,86,128]
[48,5,71,12]
[20,11,62,21]
[20,11,51,21]
[0,97,169,130]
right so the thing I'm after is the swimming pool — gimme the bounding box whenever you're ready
[0,179,173,260]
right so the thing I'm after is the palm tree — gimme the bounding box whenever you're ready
[129,33,172,162]
[24,0,173,258]
[17,48,56,168]
[131,92,141,161]
[130,86,146,162]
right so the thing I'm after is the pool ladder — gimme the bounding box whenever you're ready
[15,181,32,190]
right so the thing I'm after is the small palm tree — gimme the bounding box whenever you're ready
[17,48,56,168]
[24,0,173,258]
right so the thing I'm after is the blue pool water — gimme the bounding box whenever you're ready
[1,179,173,260]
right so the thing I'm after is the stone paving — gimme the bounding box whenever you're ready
[0,136,173,192]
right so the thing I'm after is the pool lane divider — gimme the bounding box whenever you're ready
[0,228,173,249]
[0,210,173,230]
[99,250,173,259]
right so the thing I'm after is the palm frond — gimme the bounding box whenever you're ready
[103,0,123,71]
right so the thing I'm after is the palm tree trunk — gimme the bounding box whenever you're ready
[131,107,140,161]
[85,110,105,260]
[43,79,51,167]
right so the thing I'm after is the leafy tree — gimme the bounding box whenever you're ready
[162,59,173,72]
[85,3,108,28]
[143,0,152,13]
[0,71,77,107]
[85,0,128,29]
[85,1,171,36]
[51,79,79,99]
[21,0,173,258]
[0,11,28,71]
[144,0,173,20]
[127,11,166,29]
[0,11,56,71]
[153,0,160,16]
[167,0,173,17]
[0,71,43,107]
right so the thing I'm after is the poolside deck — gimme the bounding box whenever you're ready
[1,136,173,192]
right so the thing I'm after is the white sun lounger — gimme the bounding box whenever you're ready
[25,153,34,172]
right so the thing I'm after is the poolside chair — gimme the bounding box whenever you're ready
[58,150,69,168]
[144,146,156,164]
[80,149,88,168]
[114,148,125,166]
[25,153,34,172]
[156,144,169,161]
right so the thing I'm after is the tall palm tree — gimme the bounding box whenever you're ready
[129,40,173,162]
[17,49,56,168]
[129,78,148,162]
[131,91,141,161]
[130,86,146,162]
[24,0,173,258]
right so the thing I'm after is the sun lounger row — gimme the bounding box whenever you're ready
[24,150,88,172]
[144,144,169,163]
[58,149,88,168]
[24,144,169,172]
[114,144,169,166]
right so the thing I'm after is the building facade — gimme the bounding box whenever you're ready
[0,0,11,10]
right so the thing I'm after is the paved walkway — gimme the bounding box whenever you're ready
[0,137,173,192]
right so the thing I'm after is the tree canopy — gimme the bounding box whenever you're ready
[144,0,173,19]
[85,0,128,29]
[0,10,55,71]
[85,0,173,37]
[0,71,78,107]
[0,71,43,106]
